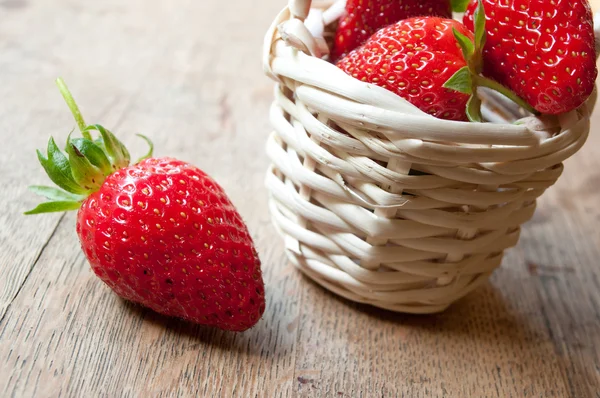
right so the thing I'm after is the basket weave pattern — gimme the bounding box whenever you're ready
[263,0,596,313]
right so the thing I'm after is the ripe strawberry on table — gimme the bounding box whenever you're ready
[331,0,452,61]
[337,17,474,121]
[463,0,598,114]
[26,79,265,332]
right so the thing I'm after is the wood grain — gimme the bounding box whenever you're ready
[1,0,599,397]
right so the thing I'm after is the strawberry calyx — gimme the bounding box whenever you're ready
[25,78,153,215]
[444,0,538,122]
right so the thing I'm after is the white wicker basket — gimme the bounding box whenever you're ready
[263,0,599,313]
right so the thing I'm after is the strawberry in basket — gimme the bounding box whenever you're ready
[336,17,475,121]
[462,0,598,114]
[331,0,452,60]
[336,0,596,121]
[25,79,265,332]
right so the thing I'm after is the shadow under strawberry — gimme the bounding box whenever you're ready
[119,298,273,355]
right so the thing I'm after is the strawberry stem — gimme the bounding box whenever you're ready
[474,75,537,114]
[56,77,91,140]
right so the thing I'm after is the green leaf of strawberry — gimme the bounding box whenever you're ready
[28,185,86,202]
[444,66,473,95]
[134,133,154,163]
[37,137,88,195]
[451,0,471,12]
[466,94,483,123]
[453,29,475,63]
[65,136,105,192]
[84,124,131,170]
[70,137,113,175]
[24,200,83,215]
[472,0,486,53]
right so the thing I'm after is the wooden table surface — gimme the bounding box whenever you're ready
[1,1,600,397]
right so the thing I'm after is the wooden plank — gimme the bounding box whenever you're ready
[0,0,300,396]
[0,0,136,320]
[1,0,599,397]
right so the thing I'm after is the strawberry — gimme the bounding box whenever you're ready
[336,17,474,121]
[463,0,598,114]
[332,0,452,61]
[26,79,265,332]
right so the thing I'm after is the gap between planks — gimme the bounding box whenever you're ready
[0,213,66,323]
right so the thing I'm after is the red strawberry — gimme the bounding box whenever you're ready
[463,0,598,114]
[26,79,265,332]
[337,17,473,121]
[331,0,452,60]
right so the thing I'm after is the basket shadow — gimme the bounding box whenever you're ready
[347,282,515,328]
[297,273,526,340]
[298,272,592,394]
[311,277,505,323]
